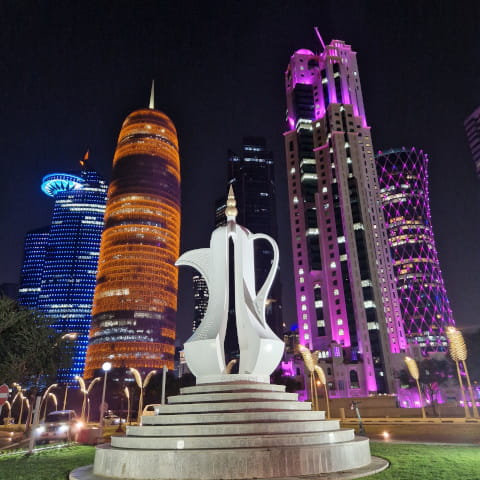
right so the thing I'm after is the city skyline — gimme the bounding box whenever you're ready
[1,2,479,344]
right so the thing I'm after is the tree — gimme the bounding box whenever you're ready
[398,357,455,416]
[0,296,69,389]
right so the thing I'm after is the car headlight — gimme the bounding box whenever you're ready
[58,424,69,433]
[35,426,45,436]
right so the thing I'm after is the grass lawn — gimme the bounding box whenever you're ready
[0,444,95,480]
[366,442,480,480]
[0,442,479,479]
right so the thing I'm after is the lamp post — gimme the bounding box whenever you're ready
[124,387,131,425]
[404,356,426,419]
[40,383,58,421]
[315,365,330,419]
[62,385,69,410]
[99,362,112,433]
[18,392,25,426]
[129,368,157,424]
[447,327,479,418]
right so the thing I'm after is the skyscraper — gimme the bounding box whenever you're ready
[226,137,283,337]
[375,147,455,352]
[18,227,50,308]
[284,38,406,396]
[84,96,180,379]
[464,106,480,177]
[18,155,108,384]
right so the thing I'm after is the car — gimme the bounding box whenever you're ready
[142,404,161,416]
[103,412,125,426]
[35,410,83,444]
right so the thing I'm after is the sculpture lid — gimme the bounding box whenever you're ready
[225,185,238,221]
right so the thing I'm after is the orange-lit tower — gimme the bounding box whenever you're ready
[84,87,180,379]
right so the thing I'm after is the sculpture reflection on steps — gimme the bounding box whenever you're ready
[176,186,284,382]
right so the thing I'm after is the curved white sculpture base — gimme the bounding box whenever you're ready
[71,382,379,480]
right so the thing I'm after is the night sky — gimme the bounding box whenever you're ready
[1,1,478,343]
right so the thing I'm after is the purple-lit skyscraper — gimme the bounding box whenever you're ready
[375,147,454,352]
[284,38,406,396]
[464,106,480,178]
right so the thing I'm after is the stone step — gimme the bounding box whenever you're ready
[127,419,341,437]
[150,400,312,414]
[141,409,326,425]
[111,428,355,450]
[93,438,372,479]
[180,382,286,395]
[167,391,298,404]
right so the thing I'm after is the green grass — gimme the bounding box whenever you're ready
[367,442,480,480]
[0,445,95,480]
[0,443,479,479]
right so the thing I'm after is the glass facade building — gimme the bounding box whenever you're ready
[284,39,406,396]
[84,107,181,379]
[375,147,455,352]
[18,158,108,384]
[464,106,480,178]
[18,227,50,309]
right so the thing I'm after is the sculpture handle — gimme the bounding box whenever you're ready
[250,233,279,324]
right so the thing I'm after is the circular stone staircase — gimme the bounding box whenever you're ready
[70,381,387,480]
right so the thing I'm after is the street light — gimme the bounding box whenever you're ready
[75,376,88,420]
[129,368,157,424]
[315,365,330,419]
[124,387,131,425]
[447,327,479,418]
[404,356,426,419]
[99,362,112,433]
[40,383,58,421]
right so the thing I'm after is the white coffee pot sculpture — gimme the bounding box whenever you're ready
[176,186,284,383]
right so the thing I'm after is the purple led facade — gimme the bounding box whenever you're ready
[284,38,406,397]
[376,147,455,352]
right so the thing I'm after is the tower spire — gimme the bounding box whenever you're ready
[149,80,155,109]
[314,27,326,51]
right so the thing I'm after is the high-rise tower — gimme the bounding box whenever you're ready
[284,37,406,396]
[375,147,455,352]
[18,155,108,384]
[84,94,180,379]
[464,106,480,178]
[18,226,50,309]
[226,137,283,337]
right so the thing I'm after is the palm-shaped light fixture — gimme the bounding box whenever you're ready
[130,368,157,424]
[447,327,478,418]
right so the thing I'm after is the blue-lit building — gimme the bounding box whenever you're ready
[18,155,108,384]
[18,227,50,308]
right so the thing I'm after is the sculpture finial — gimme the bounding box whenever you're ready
[225,185,238,221]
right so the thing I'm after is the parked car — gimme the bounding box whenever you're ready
[35,410,83,444]
[103,411,125,426]
[142,404,161,416]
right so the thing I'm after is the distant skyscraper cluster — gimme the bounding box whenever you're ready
[464,106,480,177]
[18,156,108,384]
[84,98,181,379]
[14,33,459,402]
[376,147,455,352]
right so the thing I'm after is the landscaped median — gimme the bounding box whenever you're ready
[0,442,479,480]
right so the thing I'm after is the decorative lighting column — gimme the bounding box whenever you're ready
[404,356,426,418]
[447,327,478,418]
[130,367,156,424]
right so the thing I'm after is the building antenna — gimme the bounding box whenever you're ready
[314,27,326,51]
[149,80,155,109]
